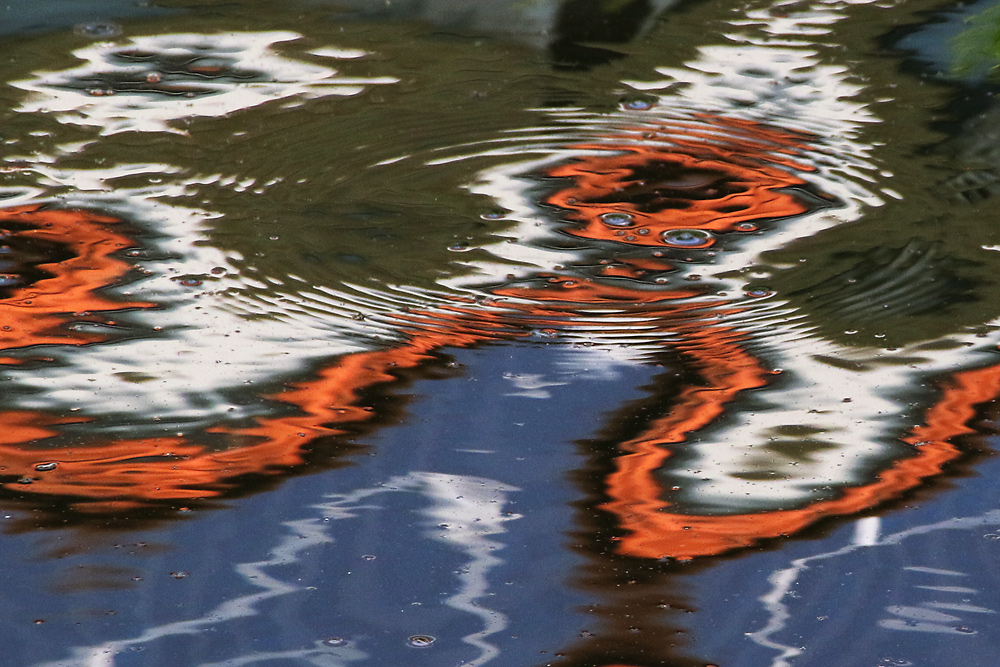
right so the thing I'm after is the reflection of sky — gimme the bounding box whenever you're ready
[19,343,652,666]
[683,439,1000,667]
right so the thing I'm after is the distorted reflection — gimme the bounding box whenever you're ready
[0,0,999,665]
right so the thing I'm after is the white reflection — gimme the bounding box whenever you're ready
[409,473,518,666]
[14,31,397,135]
[0,30,402,429]
[37,472,517,667]
[752,511,1000,666]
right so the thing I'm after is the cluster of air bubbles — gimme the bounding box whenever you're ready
[661,229,714,248]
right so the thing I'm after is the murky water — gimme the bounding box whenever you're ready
[1,0,1000,664]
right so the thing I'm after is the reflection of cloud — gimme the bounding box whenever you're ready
[751,511,1000,667]
[416,473,519,666]
[14,31,397,135]
[502,372,568,399]
[37,472,517,667]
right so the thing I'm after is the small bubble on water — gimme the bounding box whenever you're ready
[170,572,189,579]
[323,637,346,647]
[73,21,122,38]
[735,222,758,231]
[34,462,57,472]
[600,212,635,227]
[0,273,21,287]
[407,635,436,648]
[448,243,471,252]
[362,554,376,561]
[621,97,654,110]
[481,211,506,220]
[662,229,713,248]
[178,278,202,287]
[745,287,772,297]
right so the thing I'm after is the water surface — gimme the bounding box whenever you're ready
[1,0,999,665]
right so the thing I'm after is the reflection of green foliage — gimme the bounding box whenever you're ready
[951,2,1000,80]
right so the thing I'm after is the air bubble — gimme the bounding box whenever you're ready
[661,229,713,248]
[621,97,654,111]
[34,462,58,472]
[73,22,122,38]
[407,635,436,648]
[323,637,346,647]
[600,212,635,228]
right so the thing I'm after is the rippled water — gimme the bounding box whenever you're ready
[1,0,1000,664]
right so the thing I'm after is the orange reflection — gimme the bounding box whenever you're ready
[546,118,815,246]
[0,115,993,567]
[0,204,152,363]
[604,362,1000,560]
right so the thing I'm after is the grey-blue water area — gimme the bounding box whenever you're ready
[4,341,658,666]
[687,449,1000,667]
[13,338,1000,667]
